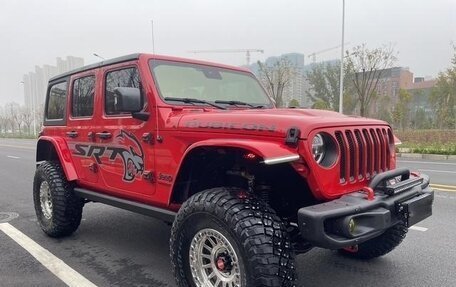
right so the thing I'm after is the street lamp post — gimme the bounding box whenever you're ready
[339,0,345,114]
[93,53,105,61]
[151,20,155,54]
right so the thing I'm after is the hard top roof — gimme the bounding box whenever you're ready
[48,53,252,82]
[49,53,140,82]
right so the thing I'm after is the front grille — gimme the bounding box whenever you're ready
[335,127,392,183]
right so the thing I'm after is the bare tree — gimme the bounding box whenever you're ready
[35,103,45,133]
[345,44,397,117]
[5,102,21,134]
[20,107,33,135]
[0,104,7,134]
[257,57,296,107]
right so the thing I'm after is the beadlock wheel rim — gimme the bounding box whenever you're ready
[39,181,53,220]
[189,228,241,287]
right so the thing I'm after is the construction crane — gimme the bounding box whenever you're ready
[308,43,350,64]
[188,49,264,65]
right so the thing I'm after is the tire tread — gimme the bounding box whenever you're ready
[33,161,83,237]
[170,187,296,287]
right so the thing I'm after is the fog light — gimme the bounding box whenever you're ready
[348,218,356,235]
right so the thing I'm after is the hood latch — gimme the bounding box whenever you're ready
[285,127,301,147]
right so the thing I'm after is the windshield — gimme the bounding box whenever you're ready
[150,60,273,107]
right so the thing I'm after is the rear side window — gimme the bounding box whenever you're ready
[105,67,141,115]
[46,81,67,120]
[72,76,95,117]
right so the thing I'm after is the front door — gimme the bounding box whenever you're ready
[90,63,156,201]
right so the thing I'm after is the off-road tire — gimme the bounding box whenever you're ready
[170,187,296,287]
[339,223,408,260]
[33,161,84,237]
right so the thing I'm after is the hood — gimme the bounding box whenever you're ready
[175,108,388,139]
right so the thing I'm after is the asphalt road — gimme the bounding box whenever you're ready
[0,138,455,287]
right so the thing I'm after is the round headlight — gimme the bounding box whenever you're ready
[310,132,338,167]
[312,133,326,164]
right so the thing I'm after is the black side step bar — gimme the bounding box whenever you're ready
[74,188,176,223]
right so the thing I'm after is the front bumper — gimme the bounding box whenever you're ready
[298,168,434,249]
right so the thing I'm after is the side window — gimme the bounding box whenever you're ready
[105,67,141,115]
[72,75,95,117]
[46,81,67,120]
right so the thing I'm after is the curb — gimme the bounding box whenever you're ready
[397,153,454,161]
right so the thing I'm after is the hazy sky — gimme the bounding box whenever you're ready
[0,0,455,105]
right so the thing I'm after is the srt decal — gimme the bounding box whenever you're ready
[73,130,144,182]
[185,121,276,132]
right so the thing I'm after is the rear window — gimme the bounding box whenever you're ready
[46,81,67,120]
[72,75,95,117]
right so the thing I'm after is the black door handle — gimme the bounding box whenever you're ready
[96,132,112,139]
[66,131,78,138]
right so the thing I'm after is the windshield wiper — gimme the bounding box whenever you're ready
[164,97,226,110]
[214,100,264,109]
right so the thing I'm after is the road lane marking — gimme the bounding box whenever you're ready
[0,223,97,287]
[0,144,35,150]
[418,169,456,174]
[409,226,428,232]
[431,184,456,192]
[398,160,456,166]
[7,155,21,159]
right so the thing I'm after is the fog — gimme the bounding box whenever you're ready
[0,0,455,104]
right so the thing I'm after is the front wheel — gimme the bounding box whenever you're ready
[170,187,296,287]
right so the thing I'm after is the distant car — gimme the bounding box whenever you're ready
[33,53,434,286]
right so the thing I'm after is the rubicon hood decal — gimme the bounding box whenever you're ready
[185,120,276,132]
[176,108,388,138]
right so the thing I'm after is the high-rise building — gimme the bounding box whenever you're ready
[281,53,305,107]
[23,56,84,111]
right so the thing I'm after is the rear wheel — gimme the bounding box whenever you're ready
[338,223,408,259]
[170,187,296,287]
[33,161,84,237]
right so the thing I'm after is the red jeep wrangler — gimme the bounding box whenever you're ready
[34,53,434,287]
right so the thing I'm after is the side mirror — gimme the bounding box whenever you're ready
[113,87,142,113]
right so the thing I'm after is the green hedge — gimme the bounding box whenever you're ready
[395,129,456,155]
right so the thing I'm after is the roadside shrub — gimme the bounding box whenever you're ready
[395,129,456,155]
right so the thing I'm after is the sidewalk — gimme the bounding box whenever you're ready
[397,153,456,161]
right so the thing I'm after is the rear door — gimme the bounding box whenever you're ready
[66,71,99,184]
